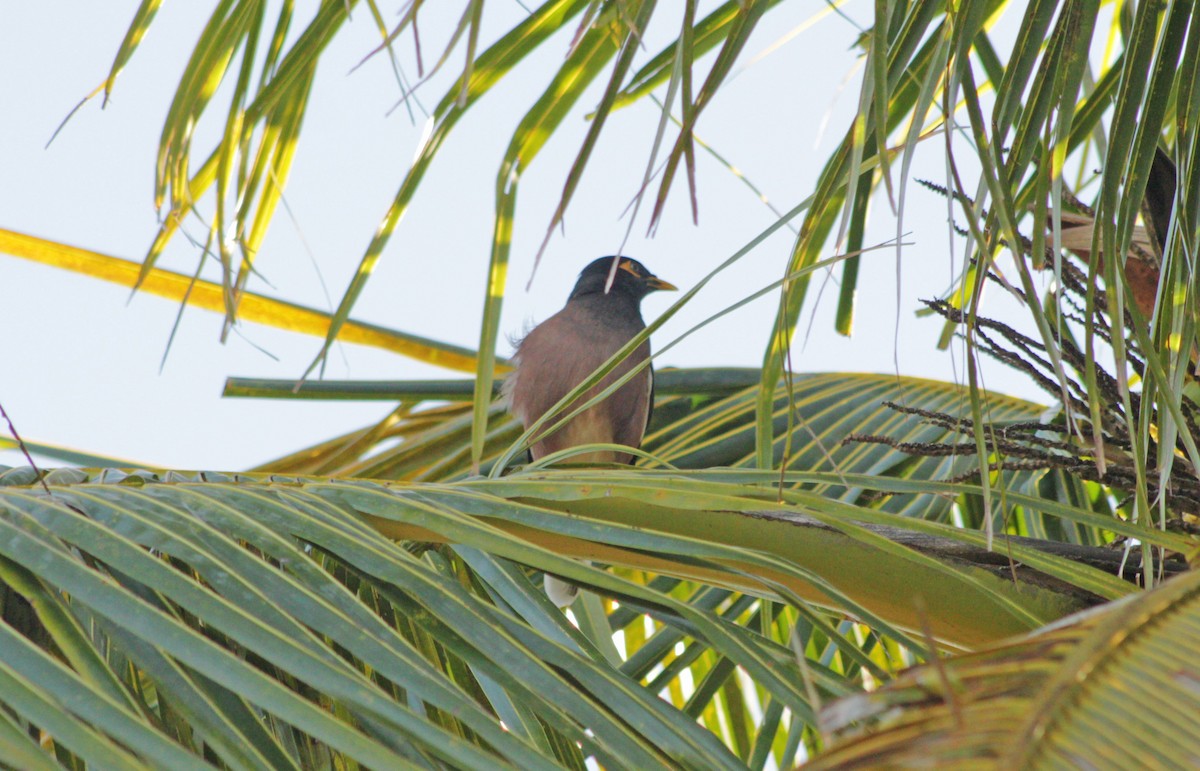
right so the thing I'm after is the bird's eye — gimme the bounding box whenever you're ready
[618,259,641,277]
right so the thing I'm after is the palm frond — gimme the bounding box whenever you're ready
[810,567,1200,768]
[0,461,1169,767]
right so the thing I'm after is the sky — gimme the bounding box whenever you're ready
[0,2,1044,471]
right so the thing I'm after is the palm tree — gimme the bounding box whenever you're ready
[2,1,1199,767]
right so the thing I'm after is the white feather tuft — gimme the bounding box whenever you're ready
[544,574,580,607]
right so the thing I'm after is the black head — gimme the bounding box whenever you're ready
[568,256,677,303]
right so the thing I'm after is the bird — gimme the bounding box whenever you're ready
[505,256,676,606]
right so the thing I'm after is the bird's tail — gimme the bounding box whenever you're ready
[544,573,581,607]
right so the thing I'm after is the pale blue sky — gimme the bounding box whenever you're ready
[1,2,1041,470]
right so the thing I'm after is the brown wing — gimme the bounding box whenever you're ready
[506,304,649,464]
[607,343,653,463]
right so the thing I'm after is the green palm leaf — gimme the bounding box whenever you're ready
[810,567,1200,768]
[0,460,1172,767]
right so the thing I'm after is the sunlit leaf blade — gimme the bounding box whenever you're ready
[103,0,165,104]
[612,0,784,111]
[0,436,142,469]
[647,1,769,232]
[0,229,489,373]
[304,0,590,381]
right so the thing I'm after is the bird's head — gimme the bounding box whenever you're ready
[568,256,677,303]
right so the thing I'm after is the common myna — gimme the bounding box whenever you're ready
[505,256,676,605]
